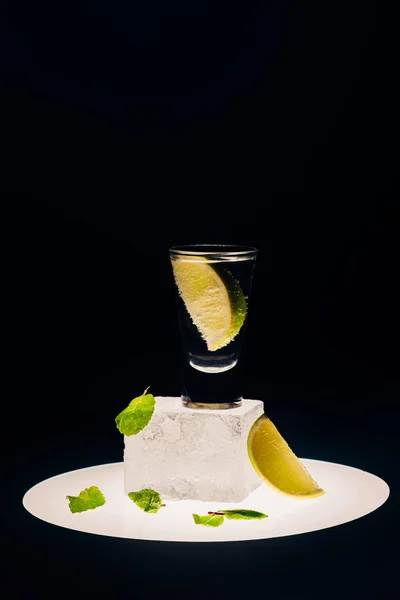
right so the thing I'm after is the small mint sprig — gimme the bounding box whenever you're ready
[128,488,166,514]
[193,513,224,527]
[193,509,268,527]
[115,386,155,436]
[66,485,106,514]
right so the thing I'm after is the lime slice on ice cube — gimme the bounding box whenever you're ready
[247,414,326,499]
[171,258,247,351]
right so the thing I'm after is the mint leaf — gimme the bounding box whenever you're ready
[115,386,155,436]
[66,486,106,514]
[128,488,163,513]
[193,513,224,527]
[220,509,268,520]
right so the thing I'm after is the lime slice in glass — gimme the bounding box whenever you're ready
[171,258,247,351]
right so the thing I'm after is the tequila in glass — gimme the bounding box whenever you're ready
[169,244,258,408]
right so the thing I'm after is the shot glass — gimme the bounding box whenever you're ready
[169,244,258,409]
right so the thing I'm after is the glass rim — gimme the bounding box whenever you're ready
[169,244,258,258]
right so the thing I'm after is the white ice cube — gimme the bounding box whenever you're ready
[123,397,264,502]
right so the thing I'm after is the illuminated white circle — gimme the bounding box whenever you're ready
[22,460,390,543]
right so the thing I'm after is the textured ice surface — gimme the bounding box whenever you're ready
[124,397,264,502]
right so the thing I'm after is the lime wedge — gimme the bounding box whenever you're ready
[171,258,247,351]
[247,414,326,499]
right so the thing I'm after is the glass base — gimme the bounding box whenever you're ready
[180,361,244,409]
[181,397,243,410]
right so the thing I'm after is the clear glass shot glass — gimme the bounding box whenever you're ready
[169,244,258,409]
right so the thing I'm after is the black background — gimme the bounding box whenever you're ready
[3,1,399,598]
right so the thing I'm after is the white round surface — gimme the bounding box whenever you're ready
[22,460,390,543]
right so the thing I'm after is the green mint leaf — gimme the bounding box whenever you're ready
[115,386,155,436]
[219,509,268,520]
[192,513,225,527]
[128,488,163,513]
[66,486,106,514]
